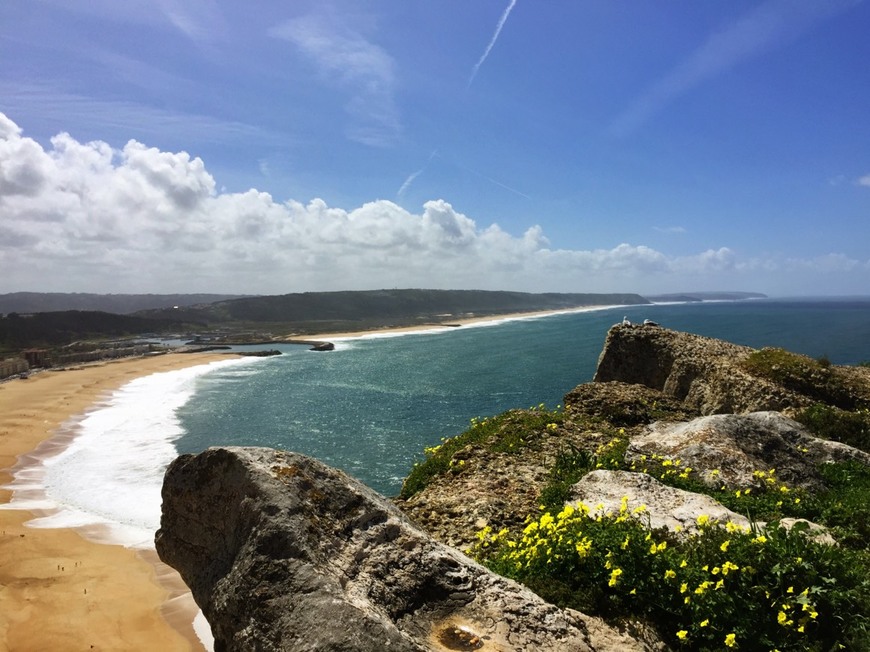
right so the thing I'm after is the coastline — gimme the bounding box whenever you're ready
[0,352,233,652]
[298,304,622,341]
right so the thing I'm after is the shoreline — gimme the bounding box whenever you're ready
[0,306,623,650]
[0,352,233,652]
[296,304,623,341]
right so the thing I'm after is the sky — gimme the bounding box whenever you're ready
[1,0,869,297]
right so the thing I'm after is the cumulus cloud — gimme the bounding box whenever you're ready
[2,113,867,295]
[857,174,870,187]
[270,15,400,146]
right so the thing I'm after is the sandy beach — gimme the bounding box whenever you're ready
[299,305,618,341]
[0,305,618,650]
[0,352,232,652]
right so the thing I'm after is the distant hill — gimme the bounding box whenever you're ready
[0,292,249,315]
[0,310,194,353]
[137,289,650,331]
[643,292,767,303]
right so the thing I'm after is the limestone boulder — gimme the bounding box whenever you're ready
[156,447,642,652]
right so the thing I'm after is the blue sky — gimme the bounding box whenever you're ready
[1,0,869,296]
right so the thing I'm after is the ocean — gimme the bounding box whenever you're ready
[7,298,870,550]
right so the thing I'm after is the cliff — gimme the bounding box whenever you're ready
[157,325,870,651]
[156,447,643,652]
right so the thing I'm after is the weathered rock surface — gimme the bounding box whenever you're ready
[593,325,807,414]
[569,470,752,534]
[157,447,645,652]
[569,469,834,544]
[563,381,697,426]
[628,411,870,491]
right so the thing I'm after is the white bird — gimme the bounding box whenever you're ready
[643,319,659,326]
[622,316,631,326]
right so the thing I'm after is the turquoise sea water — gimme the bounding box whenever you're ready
[176,299,870,496]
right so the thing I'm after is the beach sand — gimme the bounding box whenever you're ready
[0,305,619,650]
[0,352,232,652]
[299,305,615,341]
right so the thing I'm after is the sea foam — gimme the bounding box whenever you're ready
[2,357,256,548]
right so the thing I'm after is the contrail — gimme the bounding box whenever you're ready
[396,150,438,199]
[468,0,517,87]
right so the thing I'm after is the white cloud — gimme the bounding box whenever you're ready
[857,174,870,187]
[2,113,868,295]
[653,226,687,234]
[270,15,400,147]
[610,0,860,136]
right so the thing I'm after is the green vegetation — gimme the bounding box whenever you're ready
[138,289,650,331]
[473,504,870,651]
[445,402,870,649]
[0,310,192,355]
[399,405,565,499]
[740,348,865,410]
[464,425,870,650]
[794,404,870,453]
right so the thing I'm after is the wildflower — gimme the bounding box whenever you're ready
[680,582,688,594]
[608,568,623,587]
[700,619,709,628]
[724,633,736,648]
[720,540,731,552]
[753,535,768,544]
[697,514,710,527]
[680,559,688,568]
[676,630,688,641]
[664,569,677,579]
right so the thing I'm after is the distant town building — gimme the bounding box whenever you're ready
[0,357,29,380]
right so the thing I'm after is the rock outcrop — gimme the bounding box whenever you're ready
[628,411,870,491]
[158,325,870,652]
[593,325,805,413]
[157,447,639,652]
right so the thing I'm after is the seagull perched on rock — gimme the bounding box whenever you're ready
[643,319,659,326]
[622,316,632,326]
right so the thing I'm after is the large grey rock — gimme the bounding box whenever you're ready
[628,411,870,490]
[593,325,805,414]
[569,469,833,544]
[156,447,615,652]
[569,470,751,535]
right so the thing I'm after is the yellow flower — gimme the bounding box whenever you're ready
[664,569,677,579]
[724,633,736,648]
[680,559,688,568]
[753,535,768,544]
[680,582,688,594]
[608,568,623,587]
[700,619,709,627]
[676,630,688,641]
[697,514,710,527]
